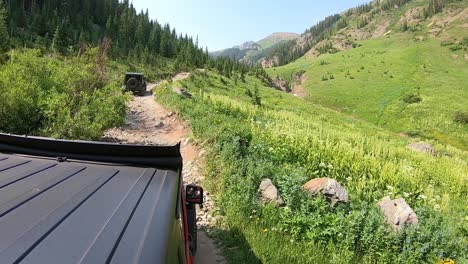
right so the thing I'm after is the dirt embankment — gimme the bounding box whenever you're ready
[103,73,225,264]
[291,71,308,98]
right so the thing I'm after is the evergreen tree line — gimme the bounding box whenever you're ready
[357,15,371,29]
[0,0,267,79]
[1,0,208,69]
[345,3,374,16]
[377,0,412,12]
[0,1,8,54]
[208,56,271,85]
[422,0,462,18]
[258,0,463,69]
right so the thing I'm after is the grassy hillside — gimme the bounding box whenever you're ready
[257,32,299,49]
[156,70,467,263]
[269,34,467,149]
[267,3,468,150]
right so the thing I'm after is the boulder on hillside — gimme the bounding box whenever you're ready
[377,196,418,231]
[172,87,192,98]
[258,179,285,206]
[302,178,349,206]
[407,142,437,156]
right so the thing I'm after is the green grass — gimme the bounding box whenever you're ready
[267,33,468,150]
[156,70,467,264]
[257,33,297,50]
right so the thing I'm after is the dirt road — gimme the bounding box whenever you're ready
[104,76,225,264]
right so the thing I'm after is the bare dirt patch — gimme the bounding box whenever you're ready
[400,6,425,25]
[103,73,225,264]
[292,72,308,98]
[371,19,391,38]
[173,72,192,82]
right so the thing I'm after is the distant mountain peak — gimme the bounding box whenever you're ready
[210,32,300,64]
[233,41,262,51]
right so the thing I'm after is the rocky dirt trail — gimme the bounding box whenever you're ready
[103,73,225,264]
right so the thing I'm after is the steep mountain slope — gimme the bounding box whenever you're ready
[267,0,468,149]
[263,0,468,67]
[210,32,299,64]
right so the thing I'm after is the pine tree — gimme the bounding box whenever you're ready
[105,15,113,37]
[51,26,64,53]
[159,31,169,57]
[0,1,9,53]
[79,28,87,44]
[402,20,408,32]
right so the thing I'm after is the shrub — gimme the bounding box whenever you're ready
[449,45,462,51]
[0,49,128,139]
[440,40,454,47]
[402,93,422,104]
[453,111,468,124]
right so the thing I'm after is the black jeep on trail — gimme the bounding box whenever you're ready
[124,72,147,96]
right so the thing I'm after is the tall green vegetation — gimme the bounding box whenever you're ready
[0,49,128,140]
[157,70,467,263]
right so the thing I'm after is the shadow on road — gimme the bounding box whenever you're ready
[206,227,262,264]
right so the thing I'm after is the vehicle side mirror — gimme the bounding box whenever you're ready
[185,185,203,205]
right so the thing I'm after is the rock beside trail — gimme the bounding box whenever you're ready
[154,121,164,128]
[302,178,349,206]
[258,179,285,206]
[377,196,418,231]
[172,87,193,98]
[407,142,437,155]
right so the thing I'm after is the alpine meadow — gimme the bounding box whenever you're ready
[0,0,467,264]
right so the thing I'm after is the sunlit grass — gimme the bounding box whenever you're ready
[157,70,467,263]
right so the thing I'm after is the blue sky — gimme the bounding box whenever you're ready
[132,0,372,51]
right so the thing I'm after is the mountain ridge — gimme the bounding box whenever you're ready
[210,31,299,64]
